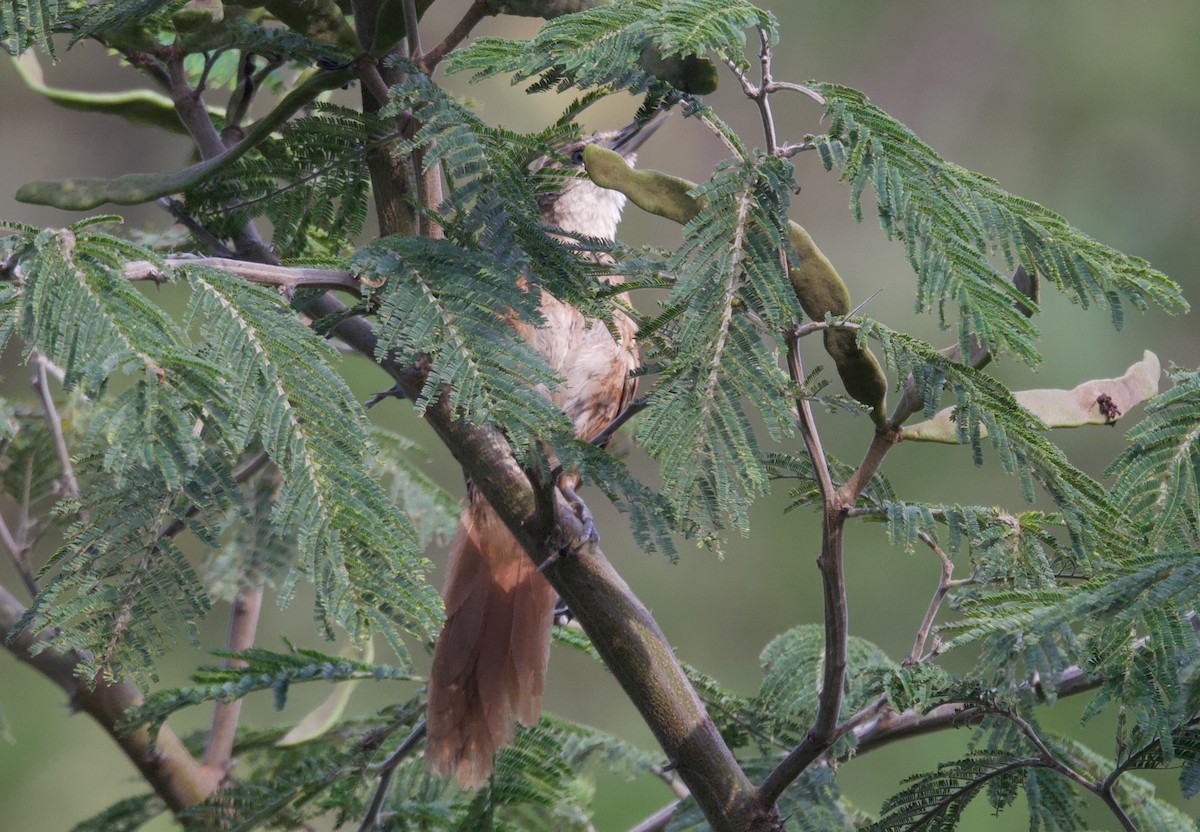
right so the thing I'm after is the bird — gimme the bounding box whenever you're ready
[424,113,666,789]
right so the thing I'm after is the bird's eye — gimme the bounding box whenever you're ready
[569,147,586,165]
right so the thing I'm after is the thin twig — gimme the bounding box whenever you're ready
[1096,789,1139,832]
[1007,711,1138,831]
[836,425,900,508]
[359,720,428,832]
[124,257,365,295]
[588,398,648,447]
[904,530,954,666]
[31,351,83,503]
[357,59,394,107]
[785,334,835,501]
[698,112,745,161]
[157,198,236,257]
[777,141,817,158]
[841,288,883,321]
[650,763,691,799]
[421,0,494,73]
[0,509,36,599]
[626,800,681,832]
[225,52,258,130]
[1008,711,1095,791]
[758,335,846,806]
[763,80,826,106]
[753,27,777,155]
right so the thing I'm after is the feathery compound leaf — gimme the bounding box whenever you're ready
[70,793,166,832]
[1,0,58,55]
[1108,366,1200,547]
[16,454,238,688]
[184,103,375,259]
[813,84,1186,363]
[369,425,460,549]
[355,236,572,445]
[123,646,415,739]
[11,226,223,488]
[637,158,796,536]
[383,74,594,304]
[866,752,1035,832]
[866,321,1128,560]
[858,500,1070,589]
[184,265,441,656]
[447,0,770,94]
[66,0,182,46]
[752,625,897,751]
[943,548,1200,736]
[655,0,776,63]
[446,0,659,92]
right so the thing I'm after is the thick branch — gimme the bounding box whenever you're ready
[303,291,776,832]
[132,29,767,827]
[1,583,221,811]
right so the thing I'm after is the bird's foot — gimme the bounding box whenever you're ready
[559,481,599,548]
[537,482,599,574]
[552,597,574,625]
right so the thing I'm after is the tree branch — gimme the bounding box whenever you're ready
[124,257,365,294]
[904,530,958,666]
[358,720,428,832]
[421,0,495,73]
[303,290,776,831]
[201,578,265,780]
[0,507,36,599]
[401,0,423,60]
[626,800,682,832]
[1,582,222,811]
[31,350,82,502]
[125,19,766,827]
[757,336,848,807]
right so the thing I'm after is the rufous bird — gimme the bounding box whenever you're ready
[425,113,666,788]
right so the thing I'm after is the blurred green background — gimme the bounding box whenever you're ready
[2,1,1198,829]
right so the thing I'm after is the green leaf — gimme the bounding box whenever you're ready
[1109,365,1200,547]
[814,84,1187,363]
[752,624,897,750]
[184,265,441,656]
[123,645,414,739]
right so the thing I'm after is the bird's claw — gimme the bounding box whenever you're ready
[560,481,599,548]
[552,597,574,625]
[537,482,598,574]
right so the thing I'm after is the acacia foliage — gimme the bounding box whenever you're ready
[1,1,1198,830]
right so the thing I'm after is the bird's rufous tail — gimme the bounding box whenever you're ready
[425,495,558,789]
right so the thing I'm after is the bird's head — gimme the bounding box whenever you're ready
[536,111,668,240]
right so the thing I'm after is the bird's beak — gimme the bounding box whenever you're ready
[606,110,670,157]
